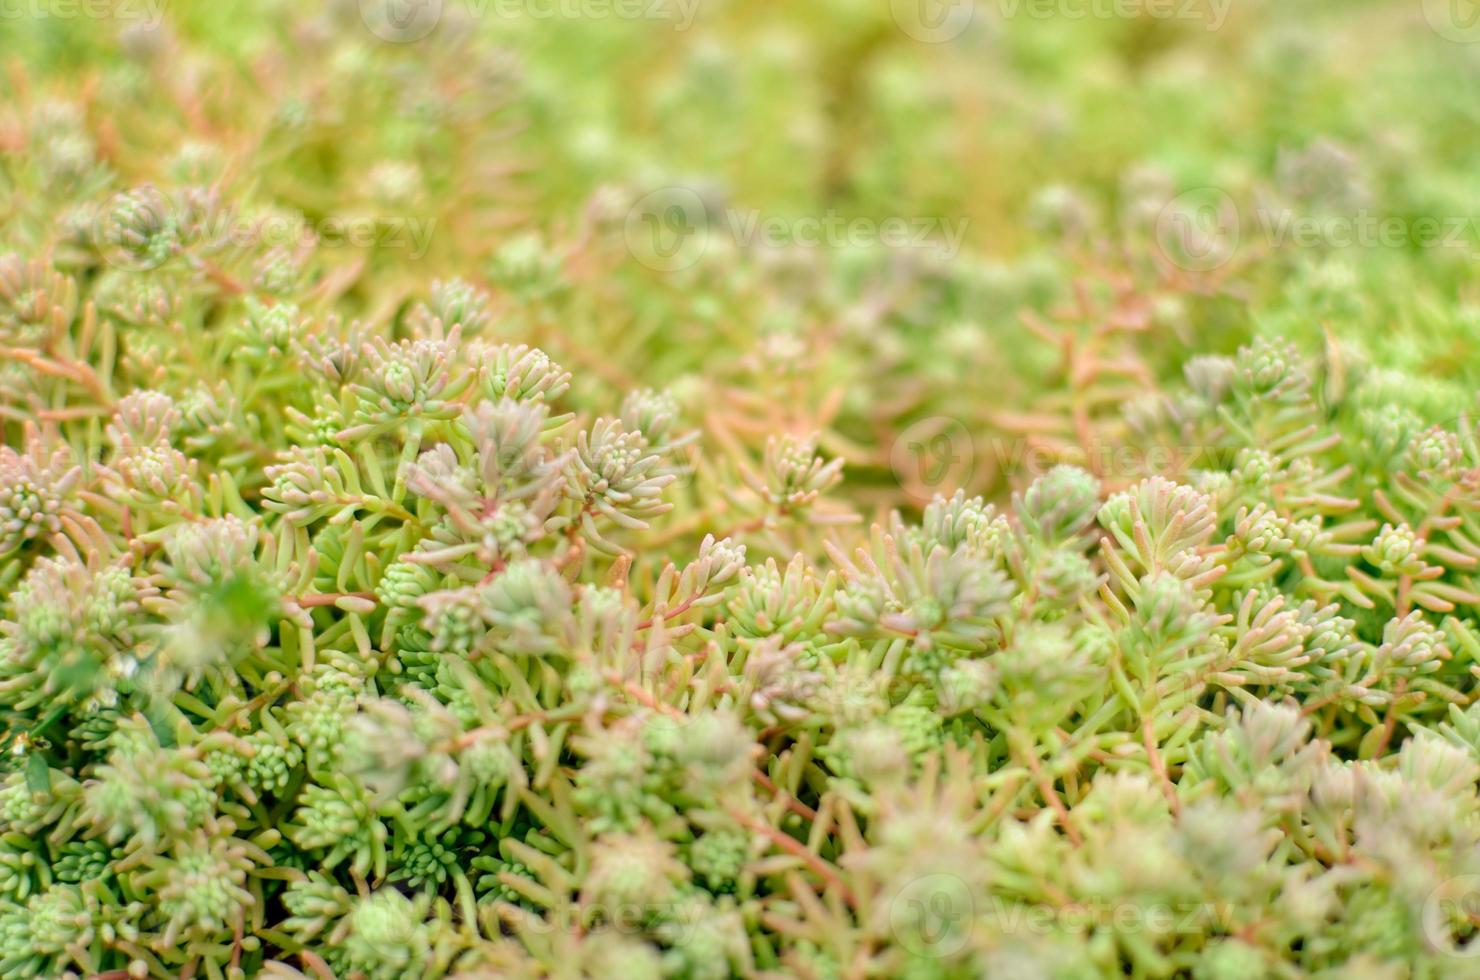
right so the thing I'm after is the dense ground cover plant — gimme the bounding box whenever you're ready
[4,2,1480,978]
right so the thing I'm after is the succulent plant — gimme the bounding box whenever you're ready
[3,1,1480,977]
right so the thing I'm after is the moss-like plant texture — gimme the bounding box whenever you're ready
[4,2,1480,978]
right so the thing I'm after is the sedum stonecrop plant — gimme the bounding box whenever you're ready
[6,268,1480,979]
[5,2,1480,979]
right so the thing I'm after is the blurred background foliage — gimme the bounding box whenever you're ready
[4,0,1480,521]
